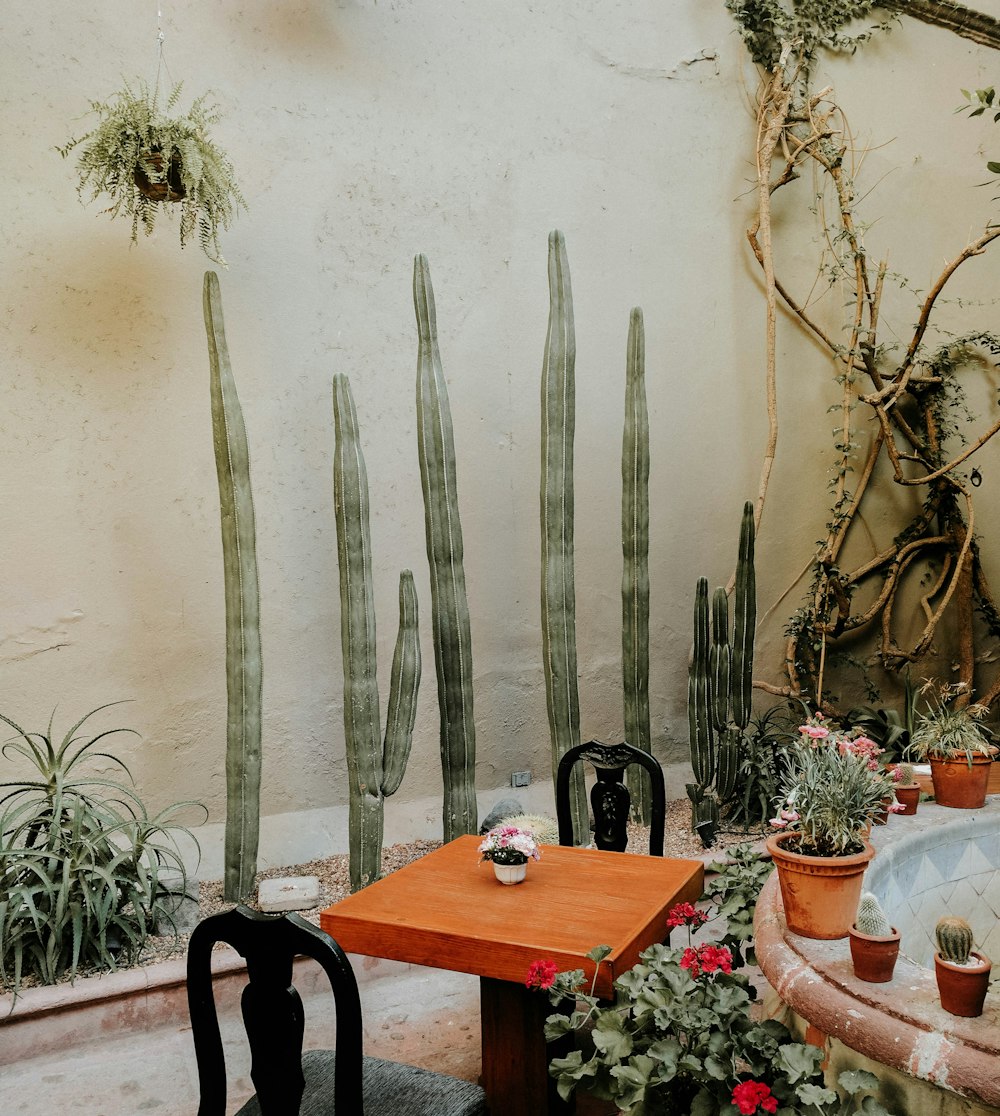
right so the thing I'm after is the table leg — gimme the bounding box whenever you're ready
[479,976,575,1116]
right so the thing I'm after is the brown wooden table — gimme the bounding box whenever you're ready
[319,834,704,1115]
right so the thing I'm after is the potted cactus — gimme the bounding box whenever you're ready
[908,684,997,809]
[934,916,992,1017]
[892,762,920,815]
[848,892,900,983]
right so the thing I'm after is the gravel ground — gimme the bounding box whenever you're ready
[26,800,762,983]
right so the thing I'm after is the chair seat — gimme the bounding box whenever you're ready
[235,1048,488,1116]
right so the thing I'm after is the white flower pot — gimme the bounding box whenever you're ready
[493,862,527,885]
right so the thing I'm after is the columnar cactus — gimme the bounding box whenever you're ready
[621,307,652,823]
[203,271,262,903]
[936,916,975,964]
[855,892,893,937]
[687,502,757,845]
[413,255,478,841]
[541,230,586,841]
[333,373,422,892]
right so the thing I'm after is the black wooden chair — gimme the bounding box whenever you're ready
[555,740,666,856]
[187,905,487,1116]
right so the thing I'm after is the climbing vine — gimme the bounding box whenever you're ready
[727,0,1000,708]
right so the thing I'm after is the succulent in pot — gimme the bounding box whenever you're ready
[891,762,921,815]
[934,915,992,1017]
[849,892,900,983]
[59,79,245,265]
[908,683,997,809]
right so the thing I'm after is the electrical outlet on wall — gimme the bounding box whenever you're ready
[511,770,531,788]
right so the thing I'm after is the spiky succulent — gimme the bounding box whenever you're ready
[936,916,975,964]
[854,892,892,938]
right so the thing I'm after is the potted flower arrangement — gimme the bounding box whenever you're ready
[908,683,997,809]
[848,892,900,983]
[934,916,992,1017]
[532,902,895,1115]
[58,79,245,265]
[478,824,540,884]
[766,715,897,939]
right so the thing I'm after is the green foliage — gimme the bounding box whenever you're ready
[543,935,893,1115]
[960,87,1000,179]
[0,705,202,997]
[908,683,996,763]
[726,705,796,829]
[59,79,245,265]
[725,0,894,71]
[704,842,775,968]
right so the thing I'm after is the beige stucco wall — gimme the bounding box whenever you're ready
[3,3,1000,874]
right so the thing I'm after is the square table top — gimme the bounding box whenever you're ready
[320,835,704,998]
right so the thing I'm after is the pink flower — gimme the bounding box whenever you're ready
[799,724,829,739]
[769,817,787,829]
[779,808,799,822]
[732,1080,779,1114]
[525,958,559,991]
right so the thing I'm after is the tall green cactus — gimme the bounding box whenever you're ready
[413,255,478,841]
[687,501,757,846]
[333,373,422,892]
[622,307,652,823]
[203,271,263,904]
[541,230,586,842]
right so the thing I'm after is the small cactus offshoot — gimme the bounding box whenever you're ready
[936,916,975,964]
[855,892,892,938]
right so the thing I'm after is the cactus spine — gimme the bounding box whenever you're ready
[413,254,478,841]
[333,373,422,892]
[622,307,652,823]
[687,502,757,845]
[936,916,975,964]
[541,230,586,841]
[203,271,262,904]
[855,892,893,937]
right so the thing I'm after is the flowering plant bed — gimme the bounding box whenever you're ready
[531,901,896,1115]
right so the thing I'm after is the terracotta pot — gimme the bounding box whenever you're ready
[934,951,992,1017]
[929,754,993,809]
[849,924,900,982]
[765,832,875,940]
[873,796,893,825]
[894,785,920,815]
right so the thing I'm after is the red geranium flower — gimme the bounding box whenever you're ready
[732,1079,778,1114]
[525,958,559,990]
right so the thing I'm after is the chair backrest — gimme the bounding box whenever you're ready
[555,740,666,856]
[187,904,365,1116]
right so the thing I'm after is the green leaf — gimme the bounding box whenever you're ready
[837,1069,880,1095]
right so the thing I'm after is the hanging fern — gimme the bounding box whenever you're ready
[59,80,245,266]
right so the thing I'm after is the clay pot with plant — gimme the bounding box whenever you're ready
[934,916,992,1018]
[908,684,997,809]
[765,716,896,939]
[58,79,245,265]
[892,762,921,815]
[848,892,900,983]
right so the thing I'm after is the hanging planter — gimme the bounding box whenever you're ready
[59,79,245,265]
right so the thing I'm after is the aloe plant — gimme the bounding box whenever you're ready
[541,230,586,841]
[687,502,756,846]
[333,373,422,892]
[413,254,478,841]
[622,308,652,822]
[203,271,262,902]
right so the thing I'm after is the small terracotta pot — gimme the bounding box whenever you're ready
[930,755,993,809]
[894,785,920,814]
[934,951,992,1017]
[849,924,900,982]
[766,832,875,940]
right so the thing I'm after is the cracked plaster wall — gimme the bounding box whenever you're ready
[2,2,1000,866]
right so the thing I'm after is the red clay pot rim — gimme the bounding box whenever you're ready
[765,831,875,865]
[934,950,992,974]
[849,925,901,944]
